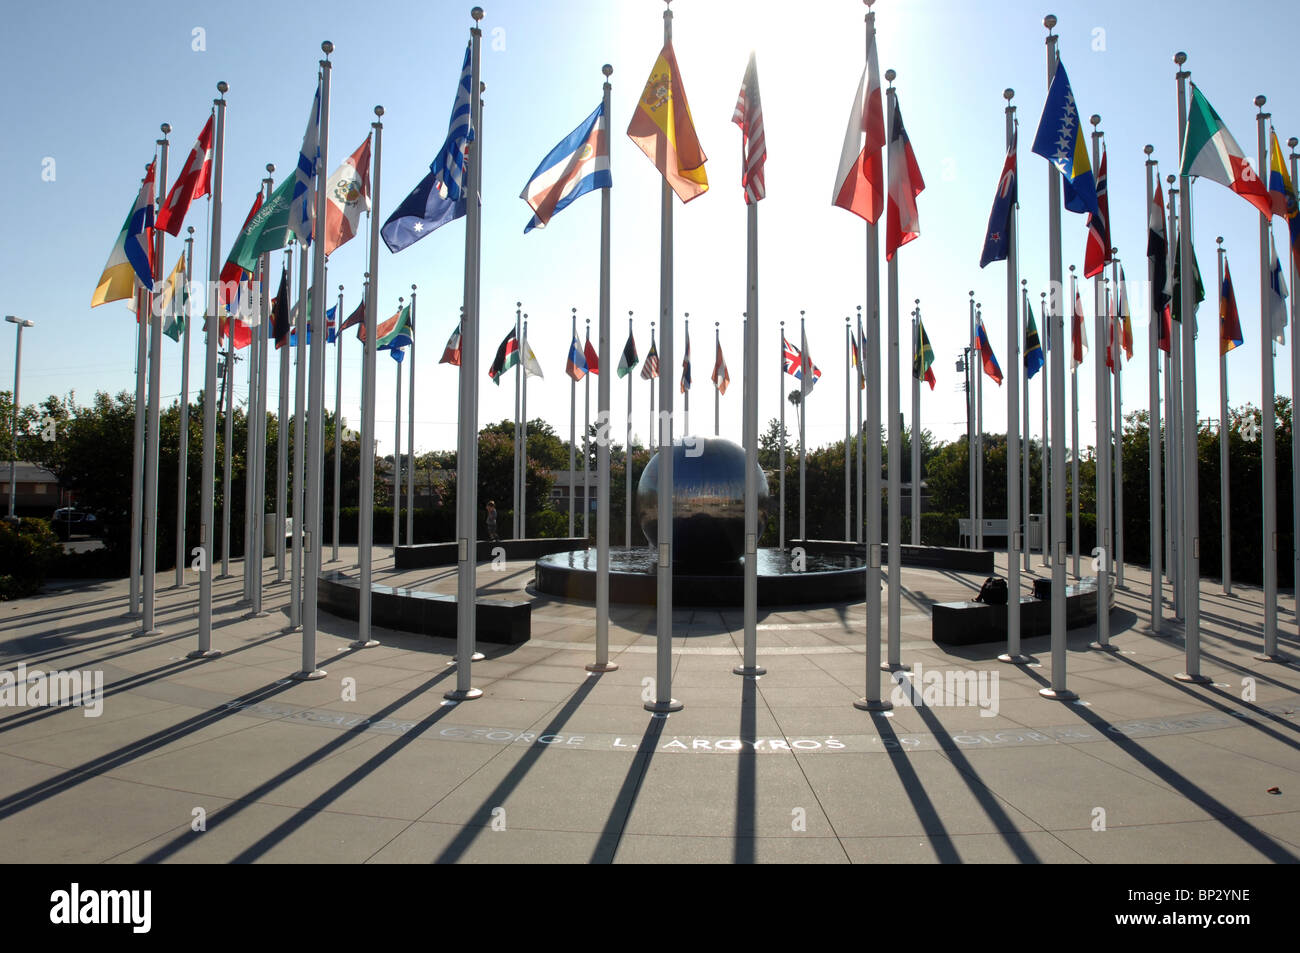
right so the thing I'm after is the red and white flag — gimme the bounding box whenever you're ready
[157,114,214,236]
[583,332,599,375]
[440,324,462,366]
[885,94,924,261]
[1071,291,1089,368]
[323,136,372,255]
[732,52,766,204]
[832,25,885,223]
[711,340,730,395]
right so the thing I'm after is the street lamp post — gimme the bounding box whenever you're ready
[6,316,34,522]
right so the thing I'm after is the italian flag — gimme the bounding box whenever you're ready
[1180,83,1272,218]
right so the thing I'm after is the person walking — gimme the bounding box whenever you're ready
[486,501,498,542]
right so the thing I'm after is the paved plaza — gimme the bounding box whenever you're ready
[1,550,1297,864]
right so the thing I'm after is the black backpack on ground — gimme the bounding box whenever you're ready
[975,575,1008,605]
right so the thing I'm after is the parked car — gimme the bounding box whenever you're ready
[51,507,100,540]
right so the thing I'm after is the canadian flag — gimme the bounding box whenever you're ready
[157,115,213,236]
[323,136,372,256]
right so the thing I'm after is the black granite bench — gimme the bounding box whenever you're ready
[395,537,586,571]
[931,576,1109,646]
[791,540,995,574]
[317,570,530,645]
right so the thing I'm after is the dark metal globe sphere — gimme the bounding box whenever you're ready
[636,437,770,565]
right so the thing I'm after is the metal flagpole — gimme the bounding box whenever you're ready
[584,317,592,539]
[521,313,529,537]
[779,319,785,550]
[289,235,308,629]
[1255,97,1282,663]
[513,302,521,539]
[1040,16,1074,701]
[298,42,332,681]
[976,301,984,551]
[251,181,273,618]
[175,225,196,588]
[911,303,920,547]
[736,166,764,677]
[447,8,484,702]
[589,62,617,675]
[714,321,720,437]
[884,73,905,674]
[355,108,383,650]
[1001,88,1027,665]
[1041,290,1049,566]
[406,286,416,545]
[649,320,655,486]
[1113,253,1125,589]
[968,292,976,550]
[244,173,270,610]
[140,125,169,636]
[1021,280,1031,572]
[1291,139,1300,651]
[1144,146,1163,635]
[1070,267,1080,580]
[193,80,227,661]
[1089,119,1113,653]
[277,243,292,584]
[355,274,369,567]
[1217,237,1231,596]
[1175,54,1208,681]
[645,0,681,715]
[129,206,147,618]
[569,307,577,538]
[241,239,256,605]
[626,312,634,548]
[332,284,343,562]
[393,298,403,550]
[856,306,864,544]
[683,314,690,437]
[845,315,851,540]
[799,312,807,543]
[222,296,235,579]
[1167,175,1182,615]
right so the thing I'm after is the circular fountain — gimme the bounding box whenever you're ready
[534,437,870,606]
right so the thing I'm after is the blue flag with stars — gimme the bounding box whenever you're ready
[1031,60,1100,218]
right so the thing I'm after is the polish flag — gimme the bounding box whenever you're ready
[831,25,885,224]
[323,136,372,256]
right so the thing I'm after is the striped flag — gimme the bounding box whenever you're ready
[1118,266,1134,360]
[92,160,156,307]
[627,42,708,203]
[618,331,639,378]
[680,330,692,393]
[1024,301,1045,379]
[323,136,372,255]
[1269,237,1289,345]
[1083,144,1111,277]
[913,318,936,390]
[712,339,730,395]
[489,327,519,384]
[1269,128,1300,271]
[832,19,885,223]
[974,319,1003,385]
[732,52,766,204]
[1071,291,1089,369]
[436,43,473,202]
[440,323,462,365]
[289,79,322,245]
[158,252,189,342]
[521,102,610,232]
[1181,83,1271,218]
[885,93,924,261]
[566,333,588,381]
[640,337,659,380]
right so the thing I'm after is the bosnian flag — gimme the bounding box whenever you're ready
[885,94,925,262]
[157,114,213,236]
[323,136,372,255]
[522,102,611,233]
[831,21,885,223]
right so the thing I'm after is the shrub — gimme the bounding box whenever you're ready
[0,518,63,599]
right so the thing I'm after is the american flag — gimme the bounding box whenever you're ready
[731,52,766,204]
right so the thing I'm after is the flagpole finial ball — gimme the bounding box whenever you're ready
[322,41,333,55]
[374,105,384,117]
[884,69,896,83]
[1167,174,1176,185]
[1043,14,1057,30]
[1289,137,1298,149]
[471,6,484,21]
[161,123,171,136]
[1003,88,1014,101]
[1144,144,1153,155]
[339,284,344,291]
[188,225,195,236]
[217,81,228,94]
[1216,236,1223,245]
[1069,264,1076,273]
[1173,52,1186,65]
[1254,95,1266,108]
[266,163,275,173]
[1090,114,1100,127]
[412,284,417,292]
[603,64,612,77]
[1022,278,1028,287]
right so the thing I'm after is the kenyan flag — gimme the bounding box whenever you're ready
[488,327,519,384]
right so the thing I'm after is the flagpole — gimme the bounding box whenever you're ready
[1089,118,1113,653]
[521,313,529,537]
[1167,174,1182,616]
[589,61,617,675]
[967,291,975,550]
[856,306,864,545]
[1001,88,1027,664]
[779,319,785,551]
[649,320,655,484]
[584,317,591,539]
[714,321,721,437]
[1040,17,1074,701]
[1070,267,1080,581]
[844,315,851,540]
[1144,146,1163,635]
[736,171,764,677]
[332,283,343,562]
[1040,290,1049,567]
[241,242,256,605]
[175,225,196,589]
[393,297,403,551]
[289,235,308,630]
[911,304,920,547]
[799,311,807,544]
[626,312,634,548]
[222,304,235,580]
[251,195,272,618]
[1175,54,1208,680]
[512,301,521,538]
[277,242,292,585]
[447,8,484,702]
[884,73,905,673]
[406,286,416,546]
[193,80,227,660]
[140,125,170,636]
[355,106,383,650]
[1290,138,1300,651]
[975,301,984,552]
[1217,237,1231,597]
[128,185,147,618]
[1021,279,1031,573]
[569,307,577,538]
[1112,253,1125,589]
[683,314,690,437]
[1255,96,1282,662]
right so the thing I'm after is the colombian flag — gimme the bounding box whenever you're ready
[628,41,708,203]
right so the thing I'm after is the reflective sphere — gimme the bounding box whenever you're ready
[636,437,770,565]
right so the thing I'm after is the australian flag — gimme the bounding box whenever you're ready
[980,127,1017,268]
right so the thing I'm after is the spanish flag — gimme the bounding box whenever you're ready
[627,42,708,203]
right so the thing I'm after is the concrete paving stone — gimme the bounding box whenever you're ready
[612,833,850,864]
[367,821,623,863]
[1052,818,1298,864]
[838,830,1088,864]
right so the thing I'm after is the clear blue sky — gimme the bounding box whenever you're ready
[2,0,1299,460]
